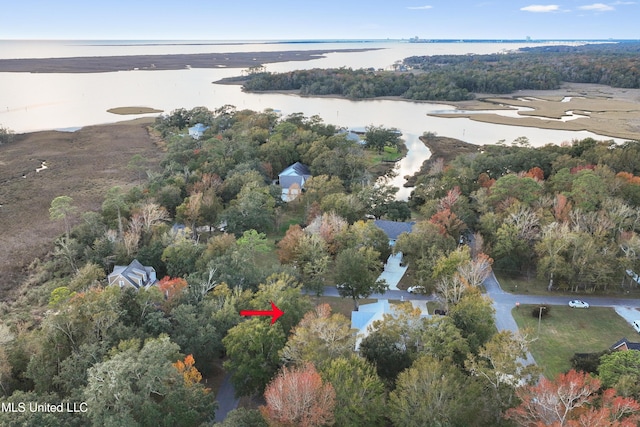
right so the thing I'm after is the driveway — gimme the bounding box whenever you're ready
[377,252,408,290]
[614,306,640,327]
[213,373,239,423]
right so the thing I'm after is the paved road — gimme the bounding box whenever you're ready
[323,270,640,364]
[213,373,240,423]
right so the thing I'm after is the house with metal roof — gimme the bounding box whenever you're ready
[352,300,429,351]
[373,219,415,245]
[278,162,312,202]
[108,259,158,290]
[188,123,209,140]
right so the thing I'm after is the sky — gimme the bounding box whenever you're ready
[1,0,638,40]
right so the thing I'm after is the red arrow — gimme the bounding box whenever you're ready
[240,301,284,325]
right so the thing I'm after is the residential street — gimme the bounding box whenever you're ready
[322,271,640,340]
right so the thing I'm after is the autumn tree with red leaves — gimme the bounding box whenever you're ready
[158,276,188,301]
[261,363,335,427]
[505,369,640,426]
[429,208,466,239]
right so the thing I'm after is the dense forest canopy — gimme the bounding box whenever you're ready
[2,104,640,425]
[237,42,640,101]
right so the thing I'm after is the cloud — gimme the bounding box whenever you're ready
[520,4,560,12]
[578,3,615,10]
[611,1,635,5]
[407,5,433,10]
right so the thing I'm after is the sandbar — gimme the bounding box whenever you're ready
[0,48,378,73]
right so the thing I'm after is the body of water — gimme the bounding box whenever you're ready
[0,40,624,199]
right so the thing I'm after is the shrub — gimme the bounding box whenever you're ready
[531,305,551,318]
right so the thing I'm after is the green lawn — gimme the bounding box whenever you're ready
[512,305,639,378]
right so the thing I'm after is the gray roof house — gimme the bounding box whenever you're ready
[279,162,312,202]
[611,337,640,351]
[108,259,158,290]
[373,219,415,245]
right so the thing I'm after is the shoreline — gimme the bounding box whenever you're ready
[232,83,640,141]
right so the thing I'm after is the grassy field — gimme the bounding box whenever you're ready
[512,305,639,378]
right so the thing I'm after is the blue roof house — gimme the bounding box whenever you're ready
[373,219,415,245]
[188,123,209,140]
[352,300,429,350]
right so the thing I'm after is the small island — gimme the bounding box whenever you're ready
[107,107,164,115]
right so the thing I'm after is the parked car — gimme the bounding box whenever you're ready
[407,286,424,294]
[632,320,640,333]
[568,300,590,308]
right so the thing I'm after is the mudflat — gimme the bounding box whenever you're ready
[0,49,376,73]
[433,83,640,141]
[0,118,163,297]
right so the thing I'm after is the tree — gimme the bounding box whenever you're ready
[261,363,335,427]
[83,336,215,427]
[421,316,470,367]
[388,356,484,427]
[223,182,276,235]
[599,350,640,398]
[321,356,387,427]
[320,192,365,224]
[250,273,313,335]
[339,220,392,262]
[157,276,188,304]
[505,369,640,427]
[570,169,607,211]
[0,125,14,145]
[222,319,287,397]
[356,183,399,219]
[0,324,14,396]
[449,289,496,355]
[359,304,423,384]
[280,304,354,368]
[161,236,203,278]
[465,330,540,423]
[214,408,267,427]
[305,211,349,255]
[488,174,543,208]
[169,303,222,376]
[364,125,401,153]
[49,195,77,238]
[335,246,387,310]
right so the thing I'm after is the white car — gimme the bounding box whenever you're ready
[569,300,590,308]
[632,320,640,333]
[407,286,424,294]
